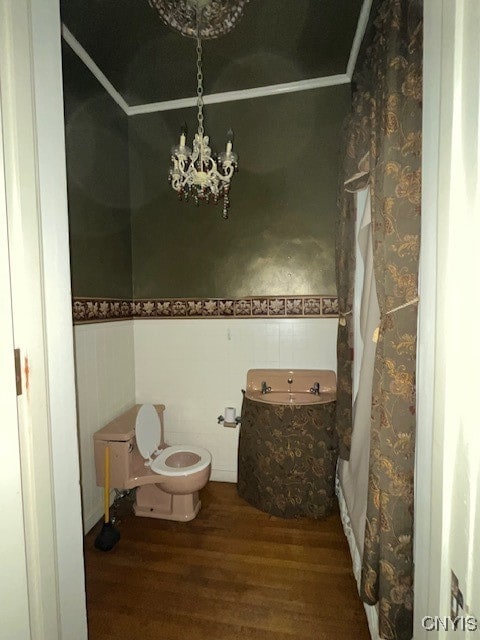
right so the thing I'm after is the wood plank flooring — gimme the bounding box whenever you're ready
[84,482,371,640]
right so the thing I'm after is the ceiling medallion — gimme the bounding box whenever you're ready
[149,0,249,40]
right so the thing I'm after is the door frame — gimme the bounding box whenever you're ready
[1,0,469,637]
[0,0,87,637]
[415,0,480,636]
[413,1,441,636]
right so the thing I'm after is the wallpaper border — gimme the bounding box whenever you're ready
[73,296,339,324]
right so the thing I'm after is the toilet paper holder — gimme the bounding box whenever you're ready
[218,407,241,427]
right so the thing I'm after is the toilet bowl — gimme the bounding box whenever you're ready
[93,404,211,522]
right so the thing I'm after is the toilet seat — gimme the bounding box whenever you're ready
[150,445,211,476]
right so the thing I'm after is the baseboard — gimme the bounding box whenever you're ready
[210,469,237,483]
[83,505,103,534]
[336,476,381,640]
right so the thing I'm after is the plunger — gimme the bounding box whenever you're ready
[94,444,120,551]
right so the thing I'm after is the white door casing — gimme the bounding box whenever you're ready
[0,0,88,638]
[416,1,480,637]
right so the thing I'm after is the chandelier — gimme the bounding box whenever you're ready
[149,0,248,219]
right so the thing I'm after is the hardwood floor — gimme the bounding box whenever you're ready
[84,482,371,640]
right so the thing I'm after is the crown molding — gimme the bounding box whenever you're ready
[62,25,351,117]
[61,25,130,114]
[62,0,375,116]
[126,74,351,115]
[346,0,373,79]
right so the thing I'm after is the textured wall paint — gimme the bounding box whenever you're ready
[62,43,133,298]
[129,84,350,299]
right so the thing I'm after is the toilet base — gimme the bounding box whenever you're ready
[133,484,201,521]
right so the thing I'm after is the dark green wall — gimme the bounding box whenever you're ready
[129,84,350,299]
[62,43,133,298]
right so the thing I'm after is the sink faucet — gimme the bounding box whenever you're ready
[310,381,320,395]
[261,381,271,394]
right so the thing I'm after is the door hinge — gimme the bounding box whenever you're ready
[14,348,22,396]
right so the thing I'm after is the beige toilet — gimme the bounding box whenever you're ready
[93,404,211,521]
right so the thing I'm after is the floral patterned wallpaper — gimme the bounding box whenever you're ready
[72,295,339,323]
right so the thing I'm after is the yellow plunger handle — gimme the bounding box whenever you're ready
[104,445,110,524]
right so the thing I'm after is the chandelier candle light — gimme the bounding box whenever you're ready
[168,6,238,219]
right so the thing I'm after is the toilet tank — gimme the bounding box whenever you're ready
[93,404,165,489]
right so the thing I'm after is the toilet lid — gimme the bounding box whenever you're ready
[135,404,160,459]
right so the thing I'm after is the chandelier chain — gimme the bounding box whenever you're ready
[196,33,204,138]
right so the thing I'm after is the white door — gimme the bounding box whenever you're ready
[0,79,31,640]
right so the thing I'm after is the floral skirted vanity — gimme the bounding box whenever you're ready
[237,369,337,519]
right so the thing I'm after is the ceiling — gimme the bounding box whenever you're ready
[60,0,364,107]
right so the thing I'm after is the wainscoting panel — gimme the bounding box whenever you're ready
[74,321,135,532]
[133,318,338,482]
